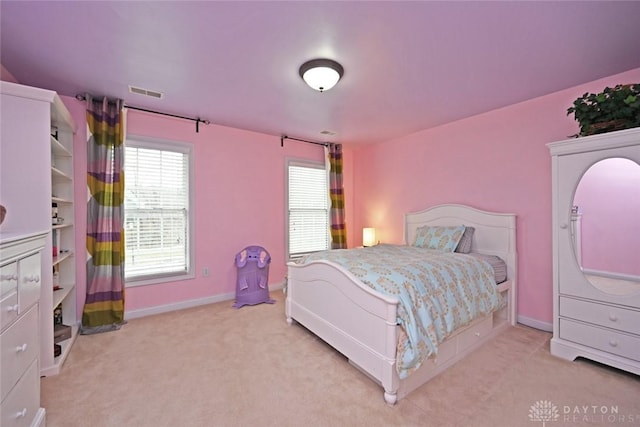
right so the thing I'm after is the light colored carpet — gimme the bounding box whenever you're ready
[41,292,639,427]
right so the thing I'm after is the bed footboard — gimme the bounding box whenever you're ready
[286,260,401,402]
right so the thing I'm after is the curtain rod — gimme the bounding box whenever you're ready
[75,94,210,133]
[280,135,328,148]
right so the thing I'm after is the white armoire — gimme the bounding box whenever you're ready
[548,127,640,375]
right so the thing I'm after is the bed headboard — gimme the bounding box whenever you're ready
[404,204,517,287]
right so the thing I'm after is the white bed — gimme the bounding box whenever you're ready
[285,204,517,405]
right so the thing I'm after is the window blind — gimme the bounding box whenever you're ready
[288,163,329,257]
[124,145,189,280]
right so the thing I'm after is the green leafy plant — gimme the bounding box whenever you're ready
[567,83,640,137]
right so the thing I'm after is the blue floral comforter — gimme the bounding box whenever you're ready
[297,244,501,379]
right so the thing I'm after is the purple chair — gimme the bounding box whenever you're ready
[233,246,275,308]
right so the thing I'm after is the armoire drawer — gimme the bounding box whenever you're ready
[0,304,39,402]
[0,359,41,427]
[559,318,640,362]
[559,296,640,335]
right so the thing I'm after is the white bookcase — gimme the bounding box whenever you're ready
[45,95,79,376]
[0,81,78,377]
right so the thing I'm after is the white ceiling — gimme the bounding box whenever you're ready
[2,1,640,145]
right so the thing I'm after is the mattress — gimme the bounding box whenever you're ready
[467,252,508,284]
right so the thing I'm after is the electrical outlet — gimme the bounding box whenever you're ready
[203,267,210,277]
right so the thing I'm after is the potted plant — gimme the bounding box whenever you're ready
[567,83,640,137]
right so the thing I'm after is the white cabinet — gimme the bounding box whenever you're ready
[548,127,640,374]
[0,81,78,378]
[0,233,47,427]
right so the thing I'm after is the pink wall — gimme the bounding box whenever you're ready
[352,68,640,326]
[574,158,640,276]
[66,97,355,318]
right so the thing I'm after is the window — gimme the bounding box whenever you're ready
[124,136,194,285]
[287,160,330,259]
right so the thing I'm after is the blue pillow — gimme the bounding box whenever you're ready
[413,225,466,252]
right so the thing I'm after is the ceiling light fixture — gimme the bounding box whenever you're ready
[299,59,344,92]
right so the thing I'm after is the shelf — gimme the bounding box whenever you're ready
[51,94,76,133]
[52,196,73,204]
[53,283,76,308]
[51,166,72,182]
[52,223,73,230]
[52,250,73,266]
[50,135,72,157]
[42,324,79,377]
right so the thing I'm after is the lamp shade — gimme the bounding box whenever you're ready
[363,228,376,247]
[299,59,344,92]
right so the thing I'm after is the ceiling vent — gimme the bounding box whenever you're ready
[128,85,164,99]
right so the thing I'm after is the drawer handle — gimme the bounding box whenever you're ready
[1,274,18,281]
[7,304,19,313]
[474,332,481,337]
[608,314,619,322]
[609,339,618,348]
[16,343,28,353]
[24,275,40,283]
[16,408,27,418]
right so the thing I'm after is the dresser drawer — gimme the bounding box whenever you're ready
[0,291,19,331]
[1,261,20,330]
[1,261,18,299]
[0,359,41,427]
[559,297,640,335]
[559,318,640,362]
[0,304,39,402]
[17,253,41,314]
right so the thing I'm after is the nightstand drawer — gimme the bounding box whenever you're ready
[559,296,640,335]
[559,318,640,362]
[0,304,39,402]
[0,359,40,427]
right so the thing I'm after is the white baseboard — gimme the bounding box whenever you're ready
[517,315,553,332]
[124,282,284,320]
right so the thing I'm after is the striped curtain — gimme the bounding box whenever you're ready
[326,143,347,249]
[81,96,126,334]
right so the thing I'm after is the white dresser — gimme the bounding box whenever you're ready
[548,128,640,375]
[1,232,47,427]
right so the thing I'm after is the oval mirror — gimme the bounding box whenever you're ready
[572,157,640,295]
